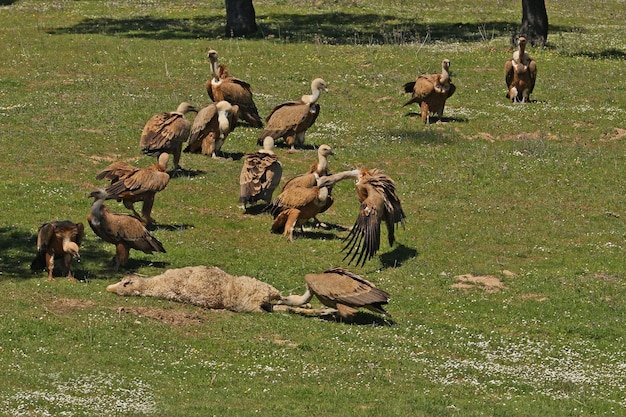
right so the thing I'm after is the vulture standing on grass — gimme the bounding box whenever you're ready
[342,168,406,266]
[87,189,166,271]
[206,49,263,128]
[239,137,283,208]
[258,78,328,152]
[184,101,239,159]
[504,36,537,103]
[403,59,456,124]
[266,145,338,240]
[30,220,85,281]
[96,153,170,225]
[140,102,197,171]
[279,267,391,320]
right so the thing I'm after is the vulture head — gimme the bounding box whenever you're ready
[318,144,333,158]
[89,189,109,201]
[175,102,197,115]
[303,78,328,104]
[215,100,238,136]
[64,241,81,261]
[261,136,275,154]
[207,49,219,62]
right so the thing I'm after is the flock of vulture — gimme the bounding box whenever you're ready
[30,38,537,320]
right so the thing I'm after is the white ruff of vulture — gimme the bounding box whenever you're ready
[266,145,342,241]
[504,36,537,103]
[206,49,263,128]
[239,137,283,207]
[30,220,85,281]
[184,101,239,159]
[280,267,391,319]
[403,59,456,124]
[96,153,170,225]
[140,102,197,170]
[342,168,406,267]
[87,189,166,271]
[258,78,328,152]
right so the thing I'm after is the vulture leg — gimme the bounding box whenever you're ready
[284,209,301,242]
[141,195,156,225]
[421,101,430,124]
[123,200,142,221]
[113,244,130,271]
[62,253,77,281]
[213,138,225,159]
[172,145,183,170]
[45,252,55,281]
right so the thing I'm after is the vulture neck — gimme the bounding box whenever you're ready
[89,197,106,225]
[315,187,330,206]
[218,111,230,137]
[302,87,321,105]
[209,59,221,83]
[315,154,329,176]
[439,65,450,85]
[281,288,313,306]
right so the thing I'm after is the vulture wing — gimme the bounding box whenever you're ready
[239,152,282,204]
[91,206,165,254]
[140,112,191,156]
[504,58,515,92]
[403,75,437,107]
[187,104,218,149]
[305,267,390,316]
[259,101,315,140]
[96,162,137,183]
[343,170,406,266]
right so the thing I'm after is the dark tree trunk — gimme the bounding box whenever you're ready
[518,0,548,46]
[225,0,257,37]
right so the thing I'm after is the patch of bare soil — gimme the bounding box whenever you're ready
[520,293,549,302]
[452,274,506,293]
[48,298,96,314]
[600,128,626,142]
[113,306,230,326]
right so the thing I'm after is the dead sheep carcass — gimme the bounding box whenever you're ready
[106,265,282,313]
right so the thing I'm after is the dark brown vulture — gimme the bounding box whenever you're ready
[140,102,197,171]
[206,49,263,128]
[239,137,283,208]
[184,101,239,159]
[504,36,537,103]
[343,168,406,266]
[279,267,391,320]
[403,59,456,124]
[87,189,166,271]
[266,145,338,240]
[30,220,85,281]
[258,78,328,152]
[96,153,170,225]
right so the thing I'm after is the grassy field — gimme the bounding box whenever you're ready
[0,0,625,415]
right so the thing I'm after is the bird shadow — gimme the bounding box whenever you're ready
[243,204,272,215]
[402,112,468,124]
[147,223,195,232]
[308,310,395,326]
[218,151,245,161]
[274,142,317,151]
[379,244,419,269]
[169,168,206,178]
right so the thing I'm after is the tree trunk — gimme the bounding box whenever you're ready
[518,0,548,46]
[225,0,257,38]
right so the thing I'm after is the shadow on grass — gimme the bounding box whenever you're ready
[390,127,458,145]
[168,168,206,178]
[45,13,535,45]
[0,226,124,281]
[380,244,418,268]
[567,48,626,60]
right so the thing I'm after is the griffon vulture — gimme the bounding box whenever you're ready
[140,102,197,170]
[258,78,328,152]
[206,49,263,128]
[504,36,537,103]
[342,168,406,266]
[30,220,85,281]
[87,189,166,271]
[96,153,170,225]
[266,145,337,240]
[184,101,239,159]
[403,59,456,124]
[279,267,391,319]
[239,137,283,208]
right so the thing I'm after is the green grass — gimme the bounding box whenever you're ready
[0,0,625,415]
